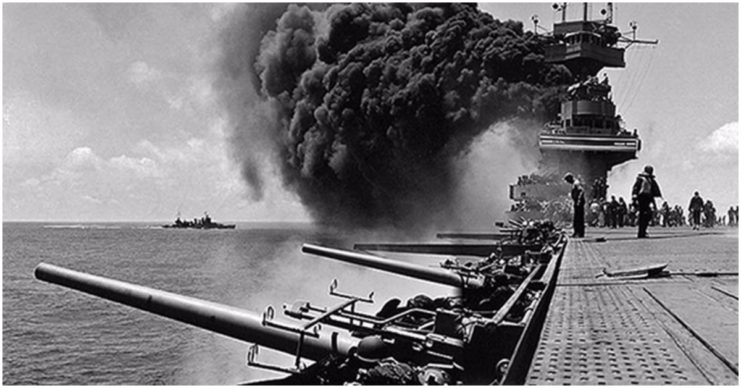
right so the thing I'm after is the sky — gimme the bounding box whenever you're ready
[3,3,738,223]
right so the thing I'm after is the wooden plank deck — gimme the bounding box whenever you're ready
[526,227,738,385]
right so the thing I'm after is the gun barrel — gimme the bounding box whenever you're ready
[34,263,356,361]
[436,232,510,241]
[302,244,484,289]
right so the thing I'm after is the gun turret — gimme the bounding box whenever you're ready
[34,263,357,362]
[302,243,486,289]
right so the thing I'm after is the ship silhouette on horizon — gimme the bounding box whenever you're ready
[162,212,235,229]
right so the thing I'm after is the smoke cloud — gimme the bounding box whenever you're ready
[216,3,573,229]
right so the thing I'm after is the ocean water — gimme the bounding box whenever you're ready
[3,222,454,384]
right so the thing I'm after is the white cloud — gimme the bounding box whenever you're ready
[133,137,219,166]
[186,137,206,150]
[133,139,166,160]
[58,146,103,175]
[699,121,738,153]
[127,61,163,87]
[35,146,164,195]
[109,155,162,178]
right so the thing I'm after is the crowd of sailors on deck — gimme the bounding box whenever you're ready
[565,166,736,239]
[518,170,737,235]
[584,190,737,229]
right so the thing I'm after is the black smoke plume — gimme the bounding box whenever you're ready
[216,3,572,229]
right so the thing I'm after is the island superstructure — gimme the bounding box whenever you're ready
[509,3,657,221]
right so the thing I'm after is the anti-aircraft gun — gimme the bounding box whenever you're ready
[34,220,565,384]
[33,264,357,371]
[33,263,468,384]
[300,220,566,384]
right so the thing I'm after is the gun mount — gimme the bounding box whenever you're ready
[303,231,562,316]
[35,221,566,384]
[297,223,566,384]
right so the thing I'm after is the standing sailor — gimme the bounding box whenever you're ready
[688,192,704,230]
[631,165,662,238]
[564,173,585,238]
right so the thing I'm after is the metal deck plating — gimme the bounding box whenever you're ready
[526,228,738,385]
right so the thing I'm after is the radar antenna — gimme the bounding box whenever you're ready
[620,20,659,48]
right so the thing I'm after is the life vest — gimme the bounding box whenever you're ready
[638,176,653,196]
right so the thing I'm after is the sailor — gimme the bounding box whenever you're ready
[617,197,628,227]
[608,195,619,228]
[688,192,704,230]
[704,200,716,228]
[564,173,585,238]
[588,200,600,226]
[728,206,737,227]
[676,205,685,226]
[631,165,662,238]
[660,201,671,227]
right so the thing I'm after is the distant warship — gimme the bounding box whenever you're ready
[508,3,656,222]
[162,212,235,229]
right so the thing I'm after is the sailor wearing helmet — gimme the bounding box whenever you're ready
[631,165,663,238]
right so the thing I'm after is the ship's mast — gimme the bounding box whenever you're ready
[583,2,588,21]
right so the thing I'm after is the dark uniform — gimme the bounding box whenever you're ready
[617,198,628,227]
[688,192,704,230]
[565,174,585,238]
[608,196,619,228]
[631,166,662,238]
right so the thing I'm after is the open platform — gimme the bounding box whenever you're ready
[526,227,738,385]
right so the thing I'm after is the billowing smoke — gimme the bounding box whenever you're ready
[216,3,572,229]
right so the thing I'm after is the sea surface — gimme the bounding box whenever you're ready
[3,222,454,384]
